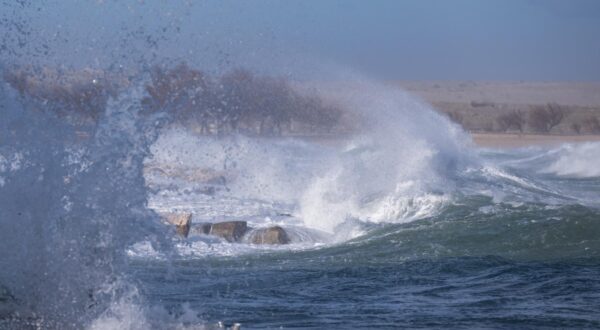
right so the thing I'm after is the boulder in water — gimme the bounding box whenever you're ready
[250,226,290,245]
[189,221,291,245]
[194,222,213,235]
[161,212,192,238]
[209,221,248,242]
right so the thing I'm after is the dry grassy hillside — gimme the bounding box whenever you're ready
[396,81,600,135]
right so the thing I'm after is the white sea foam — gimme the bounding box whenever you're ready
[128,228,329,259]
[542,142,600,178]
[298,80,474,233]
[139,77,486,244]
[146,128,330,204]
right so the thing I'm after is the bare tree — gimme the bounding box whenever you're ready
[6,64,345,136]
[496,110,526,133]
[143,63,209,121]
[262,77,294,135]
[529,103,565,133]
[219,68,254,133]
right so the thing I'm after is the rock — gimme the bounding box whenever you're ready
[196,223,213,235]
[189,221,289,245]
[250,226,290,245]
[160,212,192,238]
[209,221,248,242]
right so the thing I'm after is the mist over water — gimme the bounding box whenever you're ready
[1,1,600,329]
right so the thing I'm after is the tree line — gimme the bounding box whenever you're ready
[3,64,344,135]
[494,103,565,133]
[141,64,343,135]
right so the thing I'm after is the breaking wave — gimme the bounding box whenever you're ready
[542,142,600,178]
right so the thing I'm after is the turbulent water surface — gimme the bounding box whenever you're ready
[133,132,600,329]
[1,1,599,329]
[1,76,600,329]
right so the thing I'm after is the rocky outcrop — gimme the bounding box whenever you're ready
[161,212,192,238]
[249,226,290,245]
[208,221,248,242]
[190,221,291,245]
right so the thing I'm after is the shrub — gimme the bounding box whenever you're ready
[496,110,525,133]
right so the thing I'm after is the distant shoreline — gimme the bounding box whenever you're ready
[471,132,600,148]
[392,81,600,136]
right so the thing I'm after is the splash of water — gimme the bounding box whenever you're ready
[141,78,477,237]
[298,80,475,233]
[542,142,600,178]
[0,80,168,328]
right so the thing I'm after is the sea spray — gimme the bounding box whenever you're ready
[142,78,478,238]
[542,142,600,178]
[145,129,329,205]
[299,80,475,234]
[0,81,169,328]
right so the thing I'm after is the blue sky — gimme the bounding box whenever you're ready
[2,0,600,80]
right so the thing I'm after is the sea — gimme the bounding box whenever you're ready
[1,78,599,330]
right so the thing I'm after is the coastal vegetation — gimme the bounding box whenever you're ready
[439,101,600,135]
[4,67,600,136]
[3,64,345,136]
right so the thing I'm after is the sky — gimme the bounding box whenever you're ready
[1,0,599,81]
